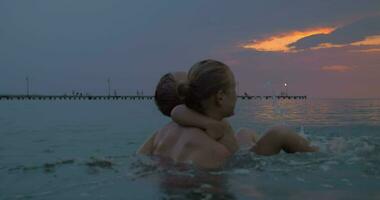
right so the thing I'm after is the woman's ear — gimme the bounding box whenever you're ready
[215,90,225,105]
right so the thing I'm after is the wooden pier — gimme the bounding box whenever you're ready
[238,95,307,100]
[0,95,307,101]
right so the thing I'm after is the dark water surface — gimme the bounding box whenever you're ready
[0,99,379,200]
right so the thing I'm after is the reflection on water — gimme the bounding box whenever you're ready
[0,99,380,199]
[233,98,380,131]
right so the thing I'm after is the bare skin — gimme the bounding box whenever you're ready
[138,69,238,169]
[138,64,317,170]
[169,104,239,154]
[171,104,318,155]
[251,125,319,155]
[137,122,231,169]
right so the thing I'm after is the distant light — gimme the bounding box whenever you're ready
[284,83,287,87]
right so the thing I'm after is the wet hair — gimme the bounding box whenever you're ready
[177,59,233,114]
[154,73,183,117]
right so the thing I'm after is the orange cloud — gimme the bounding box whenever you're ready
[310,35,380,51]
[350,48,380,53]
[321,65,353,73]
[351,35,380,46]
[310,43,346,50]
[241,27,335,53]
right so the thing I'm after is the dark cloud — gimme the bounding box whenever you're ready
[289,15,380,50]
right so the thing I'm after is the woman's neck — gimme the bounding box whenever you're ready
[204,109,224,121]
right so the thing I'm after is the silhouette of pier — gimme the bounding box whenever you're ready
[0,95,153,101]
[4,77,307,101]
[0,95,307,101]
[239,95,307,100]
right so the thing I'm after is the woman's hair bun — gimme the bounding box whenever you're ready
[177,82,190,99]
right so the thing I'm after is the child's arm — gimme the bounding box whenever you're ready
[171,104,239,154]
[170,105,223,139]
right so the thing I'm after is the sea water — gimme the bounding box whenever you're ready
[0,99,379,200]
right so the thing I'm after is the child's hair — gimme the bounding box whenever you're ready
[154,73,183,117]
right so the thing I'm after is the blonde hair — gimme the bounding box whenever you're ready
[177,59,233,114]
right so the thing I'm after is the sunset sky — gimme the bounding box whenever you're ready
[1,1,379,98]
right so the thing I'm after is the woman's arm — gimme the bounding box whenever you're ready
[235,128,260,149]
[251,126,319,156]
[137,131,157,155]
[171,104,239,154]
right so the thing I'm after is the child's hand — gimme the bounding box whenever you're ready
[205,121,233,140]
